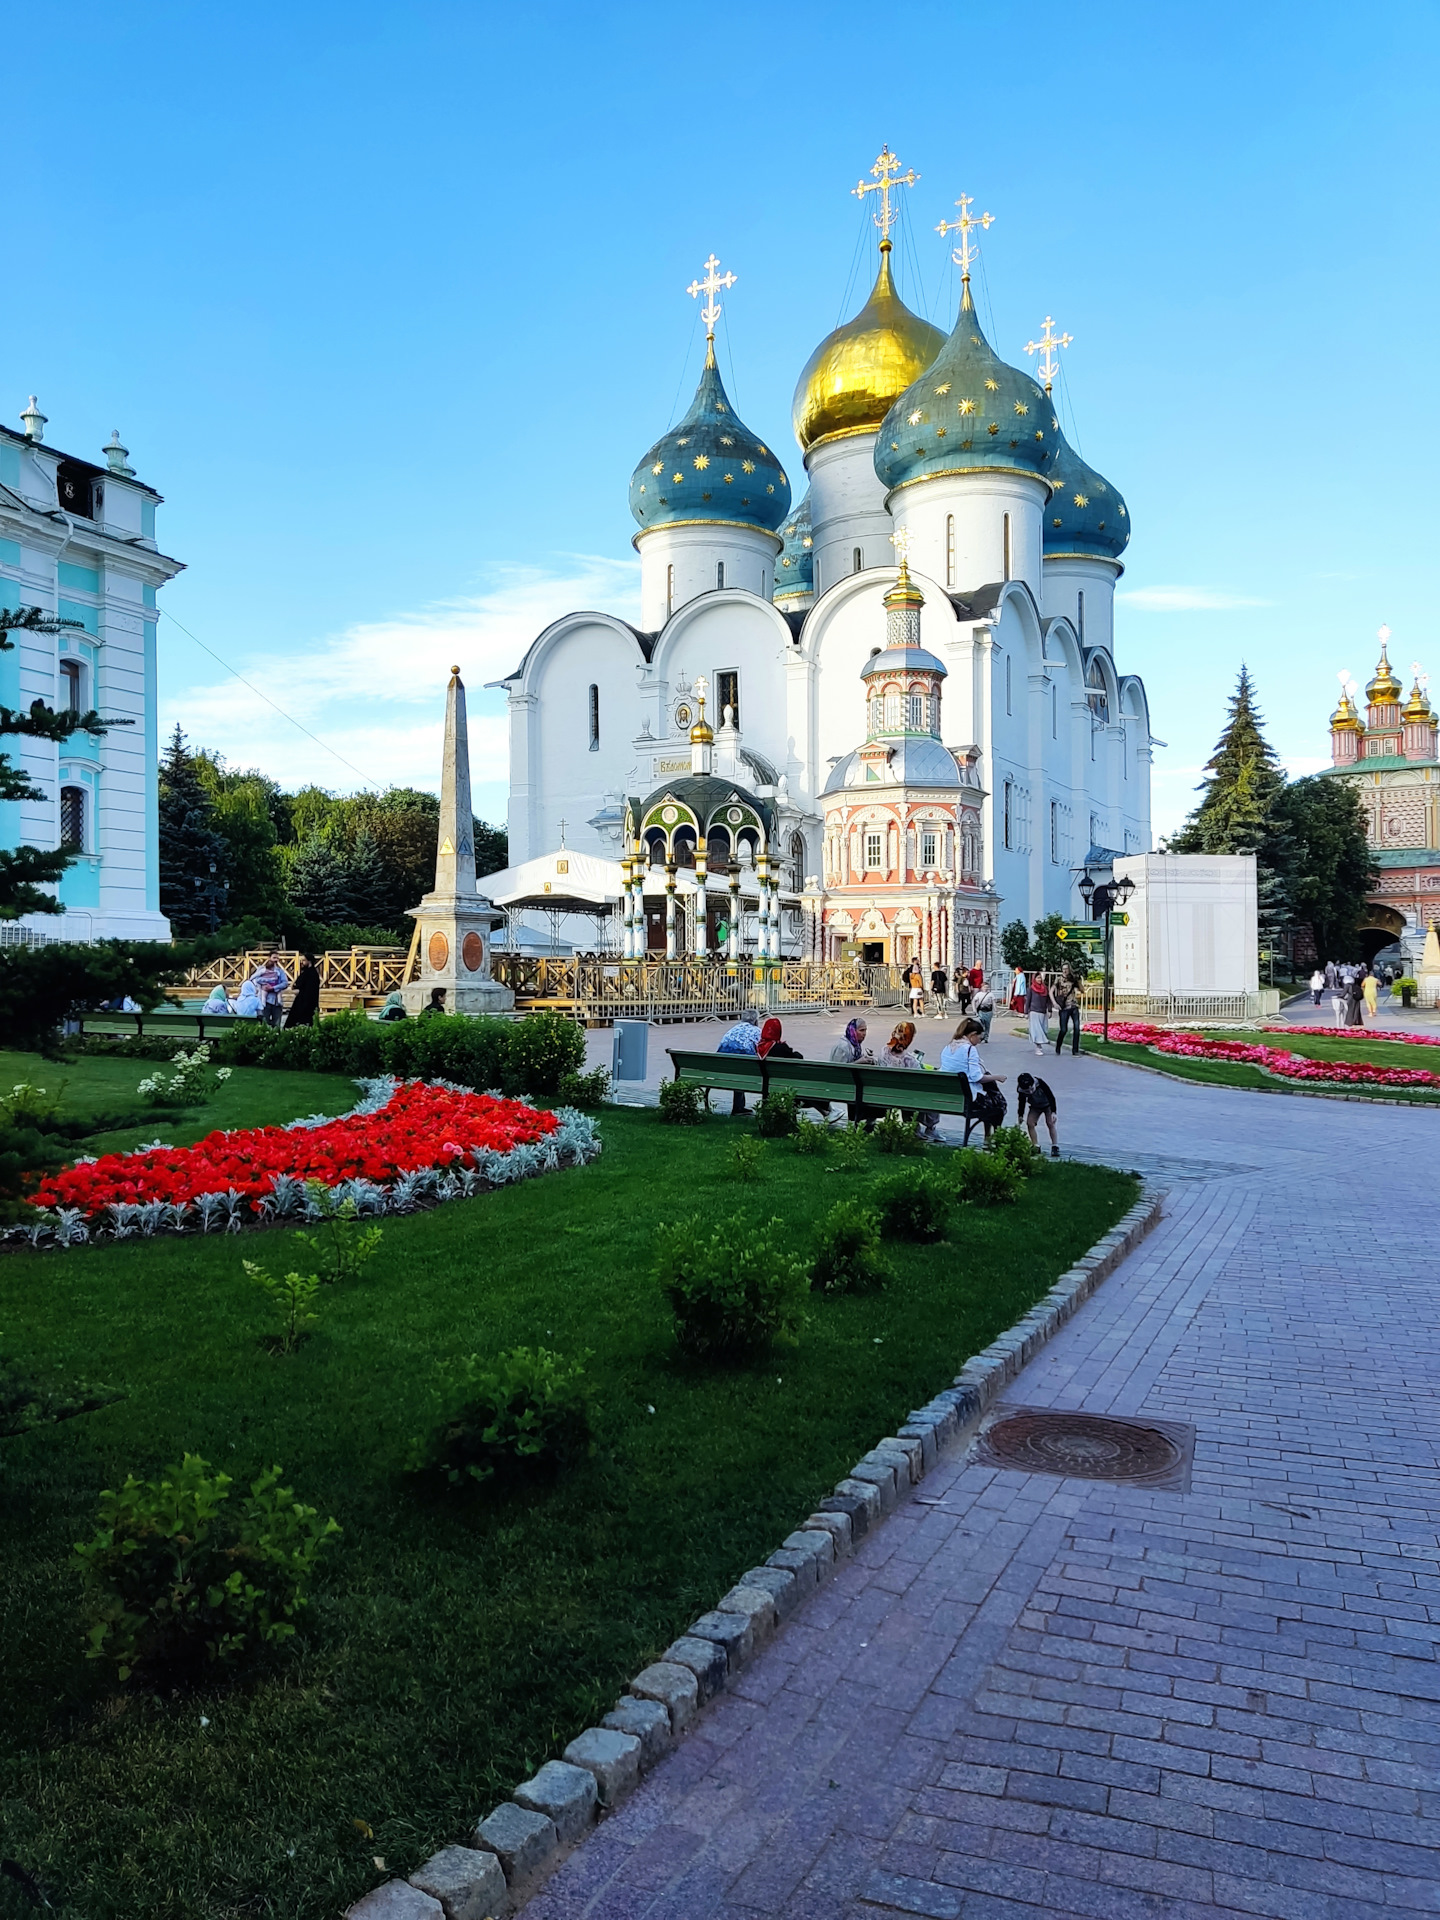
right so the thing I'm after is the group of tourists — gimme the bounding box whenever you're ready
[900,960,995,1030]
[1308,960,1386,1028]
[714,1009,1061,1156]
[1003,964,1086,1057]
[200,953,318,1028]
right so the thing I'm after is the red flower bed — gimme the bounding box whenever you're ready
[1265,1023,1440,1049]
[1090,1022,1440,1090]
[34,1082,559,1218]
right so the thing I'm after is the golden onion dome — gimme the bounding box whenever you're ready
[792,242,945,456]
[1330,688,1362,731]
[1402,677,1434,723]
[1366,640,1402,704]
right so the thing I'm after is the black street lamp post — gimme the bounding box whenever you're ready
[1077,867,1135,1043]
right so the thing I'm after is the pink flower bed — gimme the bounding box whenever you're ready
[1264,1024,1440,1050]
[1088,1022,1440,1091]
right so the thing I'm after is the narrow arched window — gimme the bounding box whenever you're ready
[60,658,82,713]
[716,561,725,589]
[945,515,955,587]
[853,546,862,574]
[588,683,599,751]
[60,784,85,852]
[666,563,674,617]
[1003,513,1012,581]
[1077,589,1086,642]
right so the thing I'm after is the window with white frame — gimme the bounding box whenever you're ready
[921,826,938,869]
[1050,799,1059,864]
[905,692,924,731]
[60,785,86,852]
[587,683,599,750]
[945,514,955,587]
[865,829,882,871]
[1003,779,1013,850]
[1005,652,1012,715]
[61,658,82,713]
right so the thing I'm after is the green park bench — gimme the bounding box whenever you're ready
[666,1049,984,1145]
[76,1010,243,1043]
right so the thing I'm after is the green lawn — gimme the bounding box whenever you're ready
[2,1073,1137,1920]
[1082,1027,1440,1102]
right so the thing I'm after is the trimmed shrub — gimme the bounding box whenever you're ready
[810,1200,891,1293]
[728,1136,764,1183]
[657,1213,808,1360]
[989,1126,1042,1180]
[793,1115,831,1155]
[952,1148,1023,1207]
[873,1110,926,1156]
[414,1346,592,1490]
[507,1009,585,1094]
[214,1009,573,1096]
[73,1454,339,1681]
[754,1090,799,1138]
[658,1080,708,1126]
[873,1166,951,1242]
[555,1065,610,1108]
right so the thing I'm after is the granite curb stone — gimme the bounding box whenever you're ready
[562,1727,642,1805]
[408,1845,508,1919]
[472,1803,556,1881]
[347,1882,445,1919]
[601,1694,671,1765]
[627,1659,698,1731]
[512,1760,596,1843]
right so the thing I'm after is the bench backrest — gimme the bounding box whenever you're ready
[666,1049,974,1117]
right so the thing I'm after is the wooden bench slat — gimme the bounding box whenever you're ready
[665,1049,982,1140]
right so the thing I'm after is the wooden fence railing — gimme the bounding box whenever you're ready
[181,947,408,1000]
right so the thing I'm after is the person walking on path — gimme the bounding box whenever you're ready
[1016,1069,1061,1157]
[1053,972,1082,1056]
[906,959,925,1020]
[939,1018,1007,1143]
[1025,971,1052,1053]
[251,952,289,1029]
[1009,964,1027,1014]
[1362,968,1379,1020]
[972,980,995,1040]
[283,954,321,1029]
[1344,971,1366,1027]
[1331,980,1348,1028]
[1309,967,1326,1008]
[1324,959,1337,990]
[929,962,948,1017]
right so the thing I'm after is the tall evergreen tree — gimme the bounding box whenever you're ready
[1169,667,1286,856]
[158,727,231,934]
[0,607,115,918]
[341,826,392,928]
[286,833,349,926]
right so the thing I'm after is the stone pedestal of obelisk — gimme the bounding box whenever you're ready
[402,666,515,1015]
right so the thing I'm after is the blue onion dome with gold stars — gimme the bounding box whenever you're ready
[873,282,1057,496]
[1043,433,1130,561]
[773,492,814,602]
[792,242,946,454]
[630,344,790,535]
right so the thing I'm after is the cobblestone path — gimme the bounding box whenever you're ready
[523,1051,1440,1919]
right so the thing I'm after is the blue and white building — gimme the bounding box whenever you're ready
[1,398,182,940]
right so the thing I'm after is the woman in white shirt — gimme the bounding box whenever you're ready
[939,1019,1007,1144]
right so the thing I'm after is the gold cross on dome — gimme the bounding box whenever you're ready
[854,145,918,240]
[1025,315,1073,392]
[936,193,994,280]
[686,253,737,339]
[889,525,912,565]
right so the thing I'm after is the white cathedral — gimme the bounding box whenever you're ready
[498,158,1153,972]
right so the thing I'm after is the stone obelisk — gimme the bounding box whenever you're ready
[402,666,514,1014]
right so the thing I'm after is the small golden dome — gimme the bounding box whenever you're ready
[1330,689,1362,731]
[1366,640,1402,704]
[1402,677,1434,724]
[689,685,714,745]
[792,242,945,455]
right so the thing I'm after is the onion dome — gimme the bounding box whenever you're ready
[861,640,947,681]
[792,242,946,455]
[630,344,790,534]
[1043,433,1130,561]
[874,281,1057,496]
[773,492,814,602]
[1402,676,1434,724]
[1330,687,1363,732]
[1366,637,1403,704]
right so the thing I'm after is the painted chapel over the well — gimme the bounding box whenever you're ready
[497,152,1154,970]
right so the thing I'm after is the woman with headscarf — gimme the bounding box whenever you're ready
[201,984,234,1015]
[233,977,261,1020]
[757,1016,802,1061]
[377,989,408,1021]
[1344,970,1365,1027]
[284,954,322,1029]
[830,1017,872,1064]
[880,1020,940,1140]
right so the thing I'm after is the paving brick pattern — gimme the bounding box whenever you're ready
[522,1038,1440,1919]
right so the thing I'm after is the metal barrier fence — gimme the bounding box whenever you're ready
[1077,987,1282,1027]
[488,955,905,1023]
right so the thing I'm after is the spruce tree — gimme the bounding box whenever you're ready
[1169,667,1286,856]
[158,727,231,934]
[286,833,349,927]
[341,826,392,929]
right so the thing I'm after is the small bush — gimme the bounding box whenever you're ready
[73,1454,339,1681]
[873,1110,926,1156]
[728,1136,764,1183]
[136,1042,233,1106]
[508,1009,586,1094]
[754,1090,799,1138]
[810,1200,891,1293]
[1,1080,63,1127]
[658,1079,708,1126]
[243,1260,322,1351]
[294,1186,383,1285]
[830,1121,870,1165]
[952,1148,1023,1207]
[873,1165,951,1242]
[657,1213,808,1360]
[556,1065,610,1108]
[793,1115,831,1155]
[989,1126,1042,1180]
[415,1346,592,1488]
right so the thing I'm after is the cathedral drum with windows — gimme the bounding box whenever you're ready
[498,154,1153,956]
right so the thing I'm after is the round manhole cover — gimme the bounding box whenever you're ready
[982,1410,1184,1485]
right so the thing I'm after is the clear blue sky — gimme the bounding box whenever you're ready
[10,1,1437,836]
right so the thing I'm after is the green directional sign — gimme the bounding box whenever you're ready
[1109,911,1130,926]
[1057,923,1102,943]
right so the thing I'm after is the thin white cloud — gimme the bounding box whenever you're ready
[1116,586,1272,613]
[161,557,640,795]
